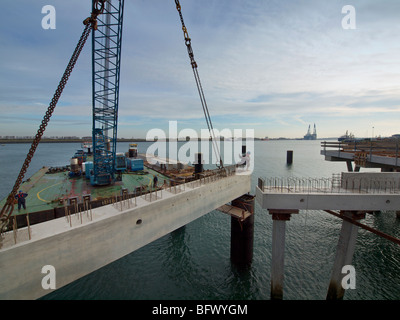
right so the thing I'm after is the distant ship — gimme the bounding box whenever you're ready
[338,130,355,142]
[304,124,317,140]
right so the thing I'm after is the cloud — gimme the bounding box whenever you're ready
[1,0,400,139]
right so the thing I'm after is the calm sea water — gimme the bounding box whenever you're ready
[1,140,399,300]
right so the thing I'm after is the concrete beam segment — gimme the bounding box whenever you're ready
[341,172,400,190]
[0,173,251,300]
[321,150,354,162]
[256,187,400,211]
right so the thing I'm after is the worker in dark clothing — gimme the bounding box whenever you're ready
[15,190,28,211]
[153,175,158,189]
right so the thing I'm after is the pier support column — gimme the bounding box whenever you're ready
[230,194,255,266]
[326,211,365,300]
[268,209,299,300]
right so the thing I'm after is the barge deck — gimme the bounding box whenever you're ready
[0,151,197,230]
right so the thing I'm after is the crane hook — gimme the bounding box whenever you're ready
[93,0,107,16]
[83,0,108,30]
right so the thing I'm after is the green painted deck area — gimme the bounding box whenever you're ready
[1,166,169,216]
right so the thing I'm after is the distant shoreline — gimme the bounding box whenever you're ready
[0,138,147,144]
[0,137,338,144]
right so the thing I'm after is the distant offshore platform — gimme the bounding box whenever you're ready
[304,124,317,140]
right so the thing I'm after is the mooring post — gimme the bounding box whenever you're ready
[326,210,365,300]
[286,150,293,165]
[268,209,299,300]
[230,194,255,266]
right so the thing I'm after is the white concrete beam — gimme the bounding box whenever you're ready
[0,173,251,300]
[256,187,400,211]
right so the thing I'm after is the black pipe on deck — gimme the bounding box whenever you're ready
[194,152,203,177]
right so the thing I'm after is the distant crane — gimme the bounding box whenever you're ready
[303,123,317,140]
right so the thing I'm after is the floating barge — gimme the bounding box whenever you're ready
[0,146,196,230]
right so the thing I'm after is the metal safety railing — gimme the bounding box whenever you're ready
[114,164,238,206]
[258,174,400,194]
[186,165,237,189]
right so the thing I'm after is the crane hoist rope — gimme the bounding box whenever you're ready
[174,0,224,169]
[0,0,107,234]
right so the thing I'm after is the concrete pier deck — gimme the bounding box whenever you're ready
[256,171,400,300]
[321,140,400,171]
[256,172,400,211]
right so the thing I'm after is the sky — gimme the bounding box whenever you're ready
[1,0,400,139]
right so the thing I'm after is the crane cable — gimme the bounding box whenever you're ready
[174,0,223,169]
[0,0,107,235]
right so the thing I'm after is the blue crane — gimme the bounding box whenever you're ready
[90,0,125,186]
[89,0,221,186]
[0,0,222,232]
